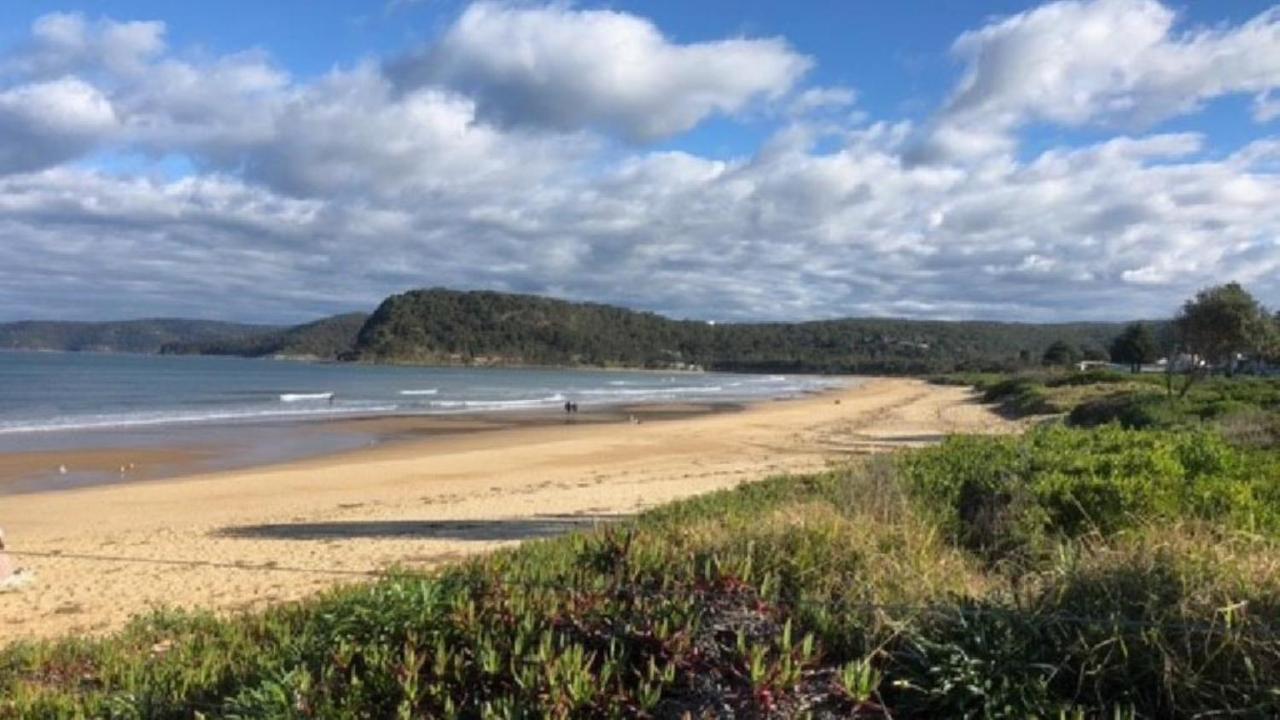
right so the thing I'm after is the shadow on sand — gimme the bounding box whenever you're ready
[215,514,628,543]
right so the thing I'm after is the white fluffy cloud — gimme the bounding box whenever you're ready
[0,77,117,173]
[912,0,1280,163]
[0,1,1278,323]
[0,13,288,171]
[390,1,812,141]
[240,64,590,199]
[5,12,165,78]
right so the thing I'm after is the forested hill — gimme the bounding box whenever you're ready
[0,314,368,360]
[351,288,1134,374]
[0,319,281,354]
[160,313,369,360]
[1,290,1143,373]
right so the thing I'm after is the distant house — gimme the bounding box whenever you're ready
[1154,353,1278,375]
[1074,360,1113,372]
[1157,354,1205,373]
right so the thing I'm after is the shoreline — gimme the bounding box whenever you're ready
[0,397,754,497]
[0,378,1022,642]
[0,351,842,496]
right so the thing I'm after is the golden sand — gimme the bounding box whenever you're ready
[0,378,1018,642]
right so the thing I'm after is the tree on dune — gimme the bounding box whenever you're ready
[1041,340,1079,368]
[1110,322,1158,373]
[1173,282,1275,394]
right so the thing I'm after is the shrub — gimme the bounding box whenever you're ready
[1067,392,1181,428]
[899,425,1280,549]
[980,376,1060,415]
[1217,408,1280,449]
[1042,369,1128,387]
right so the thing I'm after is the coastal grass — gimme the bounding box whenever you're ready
[4,421,1280,718]
[930,369,1141,417]
[936,370,1280,442]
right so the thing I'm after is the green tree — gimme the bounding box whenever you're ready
[1080,343,1109,362]
[1267,310,1280,365]
[1109,322,1158,373]
[1172,282,1274,394]
[1041,340,1079,368]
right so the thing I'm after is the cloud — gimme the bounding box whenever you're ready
[115,49,288,154]
[1255,90,1280,122]
[0,77,117,173]
[6,124,1277,324]
[389,1,812,141]
[0,13,285,172]
[911,0,1280,163]
[0,2,1278,324]
[788,86,858,117]
[239,63,590,199]
[5,12,165,78]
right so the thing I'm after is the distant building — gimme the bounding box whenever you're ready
[1158,354,1205,373]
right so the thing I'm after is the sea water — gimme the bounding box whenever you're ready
[0,352,844,491]
[0,351,838,436]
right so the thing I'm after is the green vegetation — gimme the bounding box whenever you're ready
[352,288,1132,373]
[904,425,1280,545]
[1170,282,1279,397]
[0,319,282,354]
[5,419,1280,717]
[1108,322,1159,373]
[1,288,1133,372]
[1176,283,1278,372]
[930,369,1138,416]
[10,282,1280,375]
[0,315,368,361]
[1039,339,1080,367]
[941,367,1280,446]
[160,313,369,360]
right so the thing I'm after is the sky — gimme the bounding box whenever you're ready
[0,0,1278,324]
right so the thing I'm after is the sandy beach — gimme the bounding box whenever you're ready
[0,403,739,495]
[0,378,1018,643]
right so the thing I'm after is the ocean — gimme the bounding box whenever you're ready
[0,352,842,491]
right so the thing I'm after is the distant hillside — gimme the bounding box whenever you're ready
[352,288,1139,373]
[1,290,1151,373]
[353,289,705,368]
[0,319,281,354]
[161,313,369,360]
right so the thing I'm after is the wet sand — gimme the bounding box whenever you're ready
[0,402,740,496]
[0,446,214,494]
[0,378,1021,642]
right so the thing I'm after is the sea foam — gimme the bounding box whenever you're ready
[0,404,401,435]
[279,392,334,402]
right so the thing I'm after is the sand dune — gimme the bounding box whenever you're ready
[0,378,1018,642]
